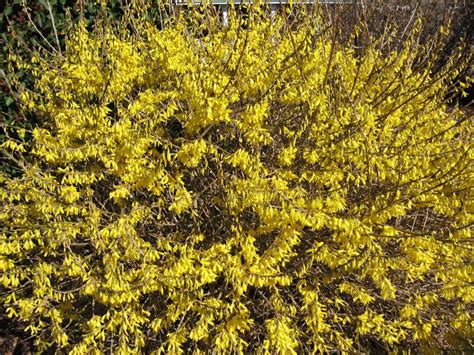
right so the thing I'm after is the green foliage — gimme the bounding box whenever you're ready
[1,2,473,353]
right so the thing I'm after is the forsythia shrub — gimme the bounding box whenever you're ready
[1,2,473,353]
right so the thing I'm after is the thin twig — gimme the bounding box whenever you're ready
[46,0,62,56]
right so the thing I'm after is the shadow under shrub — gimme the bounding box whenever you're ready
[0,1,472,353]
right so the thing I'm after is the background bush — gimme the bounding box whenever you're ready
[1,1,473,353]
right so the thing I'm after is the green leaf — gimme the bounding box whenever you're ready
[5,96,14,107]
[4,6,13,17]
[34,13,44,28]
[38,0,49,7]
